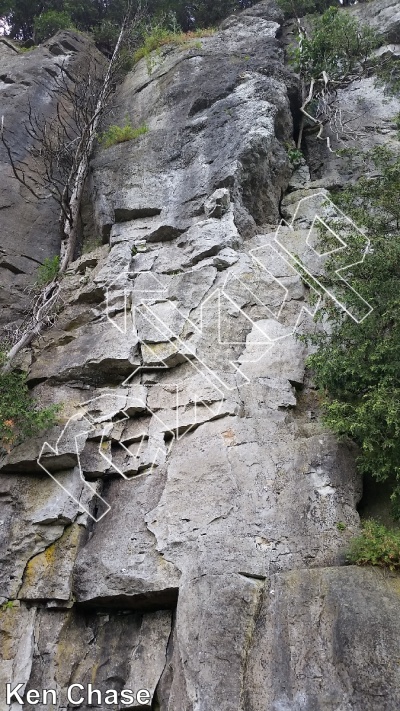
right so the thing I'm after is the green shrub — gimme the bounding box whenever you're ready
[287,147,303,166]
[306,144,400,514]
[290,7,379,82]
[1,601,14,611]
[374,55,400,97]
[133,25,173,64]
[0,353,59,453]
[34,11,74,44]
[99,122,148,149]
[347,520,400,570]
[277,0,335,19]
[92,19,120,54]
[35,256,60,289]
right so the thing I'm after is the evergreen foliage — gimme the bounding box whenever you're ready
[306,144,400,515]
[0,0,257,44]
[33,9,74,43]
[290,6,378,82]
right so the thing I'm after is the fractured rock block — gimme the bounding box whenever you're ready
[180,213,241,268]
[204,188,231,218]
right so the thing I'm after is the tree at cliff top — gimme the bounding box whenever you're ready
[307,143,400,517]
[277,0,334,19]
[277,0,362,20]
[0,0,256,41]
[289,6,379,148]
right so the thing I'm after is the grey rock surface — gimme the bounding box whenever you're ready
[90,3,295,242]
[302,0,400,182]
[0,33,106,332]
[1,2,400,710]
[245,566,400,711]
[350,0,400,43]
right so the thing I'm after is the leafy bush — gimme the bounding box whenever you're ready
[35,255,60,289]
[277,0,335,19]
[92,19,120,55]
[290,7,379,82]
[286,7,379,147]
[0,354,59,453]
[99,121,148,149]
[374,54,400,97]
[347,520,400,570]
[306,144,400,514]
[287,147,303,166]
[34,10,74,44]
[133,25,176,64]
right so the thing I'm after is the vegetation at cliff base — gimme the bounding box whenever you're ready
[0,354,59,453]
[347,520,400,571]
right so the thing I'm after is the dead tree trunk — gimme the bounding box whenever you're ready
[1,17,130,371]
[59,17,128,273]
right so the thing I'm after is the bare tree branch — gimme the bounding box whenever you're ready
[1,6,145,372]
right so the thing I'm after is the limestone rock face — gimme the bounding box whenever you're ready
[350,0,400,43]
[1,3,400,711]
[90,2,296,241]
[245,567,400,710]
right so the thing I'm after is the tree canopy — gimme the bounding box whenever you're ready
[0,0,256,42]
[307,143,400,517]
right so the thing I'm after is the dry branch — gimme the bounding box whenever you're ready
[1,6,141,372]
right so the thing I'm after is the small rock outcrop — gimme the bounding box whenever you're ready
[0,2,400,710]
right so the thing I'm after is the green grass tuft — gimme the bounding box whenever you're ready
[133,27,216,72]
[99,122,148,149]
[35,256,60,289]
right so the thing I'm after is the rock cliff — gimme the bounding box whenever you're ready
[0,32,106,332]
[1,2,400,710]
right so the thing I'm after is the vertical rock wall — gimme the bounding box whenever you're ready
[1,2,400,710]
[0,32,106,332]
